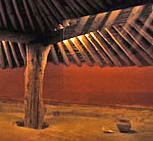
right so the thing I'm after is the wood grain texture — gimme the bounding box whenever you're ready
[24,44,50,129]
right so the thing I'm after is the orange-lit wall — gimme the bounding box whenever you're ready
[0,64,153,106]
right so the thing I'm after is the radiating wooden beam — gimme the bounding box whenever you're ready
[123,6,153,60]
[18,43,26,64]
[63,40,82,66]
[55,4,152,43]
[91,32,114,66]
[50,45,60,65]
[57,42,70,66]
[5,0,18,30]
[2,41,13,68]
[78,35,103,67]
[45,0,63,20]
[9,41,20,67]
[103,28,132,66]
[41,1,59,25]
[0,0,7,28]
[106,27,139,66]
[12,0,25,31]
[0,42,6,68]
[116,26,153,65]
[23,0,35,31]
[112,26,143,66]
[36,1,57,31]
[123,5,145,29]
[61,8,125,40]
[95,31,122,67]
[85,33,107,66]
[51,0,69,19]
[0,4,151,46]
[70,37,94,66]
[118,26,153,65]
[62,0,152,17]
[122,26,153,60]
[129,22,153,45]
[27,0,45,32]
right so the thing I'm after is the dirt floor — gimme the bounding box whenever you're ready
[0,102,153,141]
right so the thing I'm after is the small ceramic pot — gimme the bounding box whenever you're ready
[117,118,131,133]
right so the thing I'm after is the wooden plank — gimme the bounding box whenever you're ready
[27,0,45,32]
[4,0,18,30]
[78,35,103,67]
[70,0,87,15]
[63,40,82,66]
[112,26,143,66]
[50,45,60,65]
[12,0,25,31]
[117,26,153,65]
[23,0,35,30]
[2,41,13,68]
[51,0,69,19]
[62,8,126,40]
[70,37,94,66]
[61,0,80,17]
[0,4,151,46]
[104,28,134,66]
[95,31,122,67]
[0,0,7,27]
[84,0,101,11]
[75,0,94,14]
[36,2,57,30]
[0,42,6,68]
[130,22,153,45]
[57,42,70,66]
[18,43,26,64]
[43,0,63,22]
[85,33,106,66]
[122,26,153,60]
[124,4,144,29]
[9,41,20,67]
[91,32,114,66]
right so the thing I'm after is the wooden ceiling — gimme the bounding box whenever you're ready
[0,0,152,34]
[0,1,152,68]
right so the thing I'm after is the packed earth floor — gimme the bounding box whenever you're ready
[0,101,153,141]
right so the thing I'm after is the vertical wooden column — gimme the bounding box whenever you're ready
[24,44,50,129]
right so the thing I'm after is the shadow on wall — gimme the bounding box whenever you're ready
[0,64,153,106]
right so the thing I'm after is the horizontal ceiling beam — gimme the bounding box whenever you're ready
[0,30,63,45]
[0,4,152,45]
[52,4,152,43]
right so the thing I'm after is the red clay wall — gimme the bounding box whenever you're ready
[0,64,153,106]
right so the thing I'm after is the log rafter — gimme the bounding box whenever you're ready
[0,3,152,68]
[0,1,152,130]
[0,4,152,44]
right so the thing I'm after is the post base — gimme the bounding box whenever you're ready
[16,120,49,129]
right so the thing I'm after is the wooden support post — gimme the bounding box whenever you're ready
[24,44,50,129]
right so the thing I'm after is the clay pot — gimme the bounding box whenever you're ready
[117,118,131,133]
